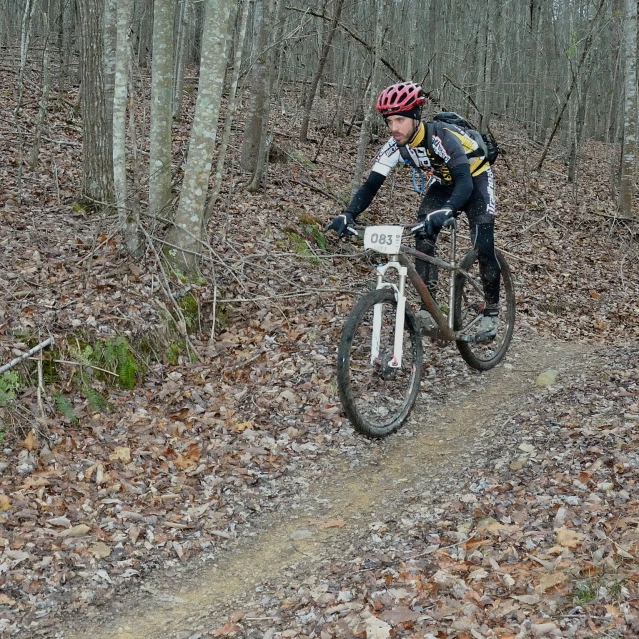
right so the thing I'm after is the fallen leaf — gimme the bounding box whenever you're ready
[555,526,585,548]
[511,594,541,604]
[535,369,558,387]
[279,390,297,402]
[380,606,420,624]
[22,429,37,451]
[212,622,242,637]
[58,524,91,538]
[0,594,16,605]
[535,572,566,593]
[531,621,560,636]
[0,495,10,511]
[89,542,111,558]
[317,519,346,530]
[109,446,131,463]
[365,616,392,639]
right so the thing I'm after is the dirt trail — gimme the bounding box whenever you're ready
[62,339,596,639]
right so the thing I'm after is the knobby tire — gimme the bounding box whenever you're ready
[453,248,515,370]
[337,288,423,438]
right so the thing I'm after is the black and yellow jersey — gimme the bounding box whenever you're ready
[371,121,490,184]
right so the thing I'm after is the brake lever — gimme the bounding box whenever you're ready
[408,221,425,235]
[443,217,456,228]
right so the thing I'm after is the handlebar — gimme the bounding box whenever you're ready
[345,218,456,240]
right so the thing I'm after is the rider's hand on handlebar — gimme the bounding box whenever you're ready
[424,208,455,235]
[326,212,358,238]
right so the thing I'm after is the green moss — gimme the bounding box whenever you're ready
[166,341,185,365]
[0,372,20,407]
[178,293,200,333]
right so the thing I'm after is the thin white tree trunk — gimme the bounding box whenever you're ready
[246,0,284,192]
[29,13,51,169]
[351,0,383,194]
[104,0,118,142]
[165,0,233,271]
[299,0,345,142]
[205,0,251,219]
[240,0,267,173]
[113,0,142,256]
[149,0,176,217]
[172,0,188,119]
[618,0,637,216]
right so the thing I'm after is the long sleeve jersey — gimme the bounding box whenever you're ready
[344,120,490,218]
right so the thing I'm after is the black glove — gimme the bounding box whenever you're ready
[326,212,356,238]
[424,208,454,236]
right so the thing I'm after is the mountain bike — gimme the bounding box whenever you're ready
[336,219,515,438]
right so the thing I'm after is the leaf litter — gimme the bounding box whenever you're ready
[0,62,639,638]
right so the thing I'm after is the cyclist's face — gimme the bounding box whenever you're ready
[386,115,418,145]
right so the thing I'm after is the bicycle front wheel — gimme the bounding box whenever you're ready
[337,288,423,438]
[453,248,515,371]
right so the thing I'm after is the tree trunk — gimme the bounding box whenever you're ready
[113,0,143,256]
[246,0,284,192]
[165,0,233,272]
[205,0,251,218]
[351,0,383,194]
[149,0,176,217]
[240,0,268,173]
[103,0,118,142]
[172,0,188,119]
[29,12,51,169]
[299,0,345,142]
[618,0,637,216]
[479,0,497,132]
[77,0,114,204]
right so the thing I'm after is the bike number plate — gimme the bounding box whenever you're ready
[364,226,403,254]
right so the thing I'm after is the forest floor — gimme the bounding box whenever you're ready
[1,65,639,639]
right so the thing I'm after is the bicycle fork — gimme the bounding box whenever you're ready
[372,258,407,369]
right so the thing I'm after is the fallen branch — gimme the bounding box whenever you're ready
[0,337,54,375]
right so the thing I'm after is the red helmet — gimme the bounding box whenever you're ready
[376,82,425,117]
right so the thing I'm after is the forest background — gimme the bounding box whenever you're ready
[1,0,639,637]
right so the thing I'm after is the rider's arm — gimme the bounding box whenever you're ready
[431,125,474,213]
[343,137,399,217]
[344,171,386,217]
[444,163,474,213]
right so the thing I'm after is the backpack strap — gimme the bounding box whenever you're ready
[425,121,435,158]
[398,144,417,168]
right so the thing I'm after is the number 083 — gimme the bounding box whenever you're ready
[363,226,403,254]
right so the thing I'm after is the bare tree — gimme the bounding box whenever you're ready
[351,0,383,194]
[77,0,114,204]
[618,0,636,216]
[299,0,345,142]
[240,0,270,174]
[165,0,234,272]
[205,0,252,218]
[149,0,176,217]
[104,0,118,140]
[113,0,142,256]
[172,0,189,119]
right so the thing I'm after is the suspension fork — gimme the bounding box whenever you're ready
[371,258,407,368]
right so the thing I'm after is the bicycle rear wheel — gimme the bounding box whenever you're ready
[337,288,423,438]
[453,248,515,370]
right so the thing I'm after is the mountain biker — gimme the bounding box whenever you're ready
[327,81,500,338]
